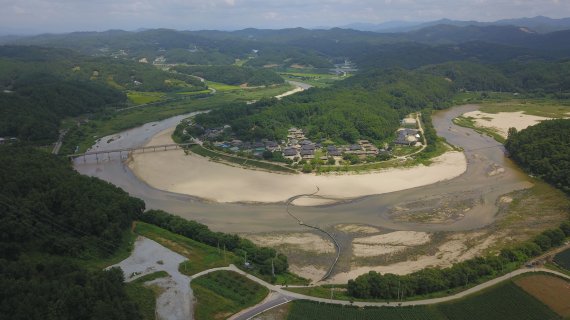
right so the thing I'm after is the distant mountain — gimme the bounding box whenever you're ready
[343,16,570,34]
[341,21,423,32]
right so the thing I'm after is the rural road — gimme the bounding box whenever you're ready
[115,236,569,320]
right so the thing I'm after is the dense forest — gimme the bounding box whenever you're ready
[347,221,570,299]
[192,68,453,143]
[505,119,570,193]
[0,46,207,143]
[0,147,146,319]
[173,65,284,86]
[0,146,292,317]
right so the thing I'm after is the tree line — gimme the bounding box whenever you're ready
[347,221,570,299]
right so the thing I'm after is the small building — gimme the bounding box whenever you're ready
[283,148,298,157]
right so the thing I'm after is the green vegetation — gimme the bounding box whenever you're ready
[553,248,570,271]
[125,271,169,320]
[0,146,146,319]
[0,46,206,144]
[127,91,166,105]
[187,144,298,174]
[287,301,443,320]
[505,119,570,193]
[479,101,570,118]
[437,281,560,320]
[347,223,570,300]
[280,72,346,88]
[287,279,559,320]
[191,271,269,320]
[453,115,506,143]
[134,221,238,275]
[174,65,285,86]
[139,210,290,277]
[194,68,453,144]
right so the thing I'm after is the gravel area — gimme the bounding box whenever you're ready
[109,236,192,320]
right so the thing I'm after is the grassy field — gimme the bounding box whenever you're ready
[275,272,311,286]
[191,271,269,320]
[125,271,168,320]
[479,100,570,118]
[206,81,242,92]
[285,278,560,320]
[176,90,211,96]
[127,91,167,105]
[188,145,298,174]
[134,222,239,275]
[280,72,347,88]
[554,248,570,270]
[453,115,506,143]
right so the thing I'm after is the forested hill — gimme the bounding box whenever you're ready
[505,119,570,194]
[193,68,453,143]
[0,46,206,143]
[0,146,146,319]
[6,25,570,69]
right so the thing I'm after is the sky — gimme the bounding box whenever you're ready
[1,0,569,34]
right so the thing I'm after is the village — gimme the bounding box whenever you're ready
[184,114,423,168]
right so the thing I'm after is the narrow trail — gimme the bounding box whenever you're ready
[285,187,341,282]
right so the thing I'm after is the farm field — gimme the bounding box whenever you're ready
[437,281,560,320]
[280,72,346,88]
[133,222,238,275]
[127,91,166,105]
[554,248,570,270]
[514,274,570,318]
[287,301,444,320]
[284,278,561,320]
[191,271,269,320]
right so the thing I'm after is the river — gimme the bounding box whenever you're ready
[74,105,532,234]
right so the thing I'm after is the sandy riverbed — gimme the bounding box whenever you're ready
[128,128,467,204]
[326,231,500,283]
[463,110,555,138]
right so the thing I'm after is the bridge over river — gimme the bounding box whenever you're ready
[68,142,196,162]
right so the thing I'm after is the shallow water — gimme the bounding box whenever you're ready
[75,105,532,233]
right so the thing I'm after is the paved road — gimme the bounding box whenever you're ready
[231,293,293,320]
[194,265,570,319]
[119,237,569,319]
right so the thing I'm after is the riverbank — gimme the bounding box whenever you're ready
[128,127,467,204]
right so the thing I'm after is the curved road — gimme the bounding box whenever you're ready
[191,264,570,319]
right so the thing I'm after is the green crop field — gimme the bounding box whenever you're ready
[134,222,238,275]
[286,280,560,320]
[191,271,269,320]
[127,91,166,105]
[287,301,444,320]
[554,248,570,270]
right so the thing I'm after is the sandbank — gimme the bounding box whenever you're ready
[463,110,555,138]
[129,128,467,204]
